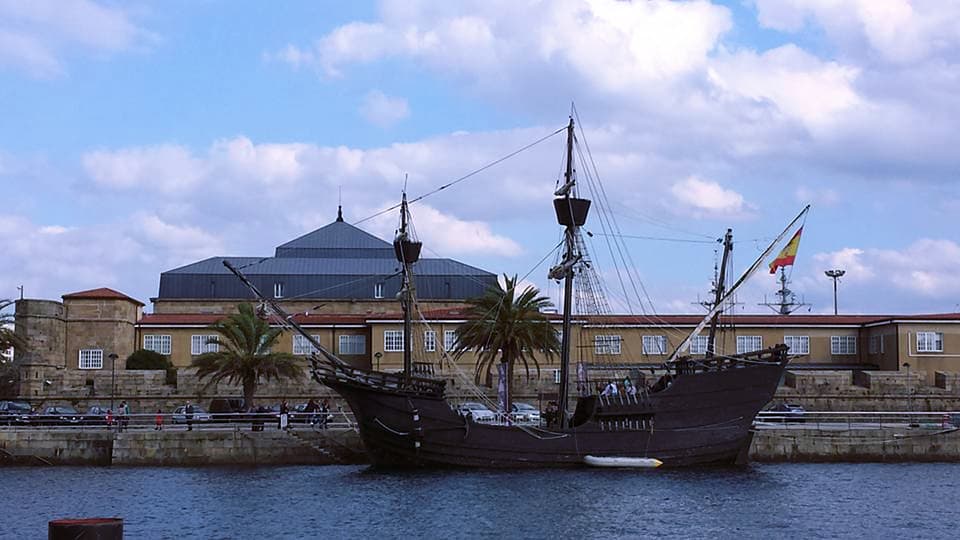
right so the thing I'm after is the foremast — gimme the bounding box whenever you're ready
[706,229,733,358]
[548,117,590,427]
[394,191,422,381]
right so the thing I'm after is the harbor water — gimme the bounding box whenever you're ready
[2,463,955,539]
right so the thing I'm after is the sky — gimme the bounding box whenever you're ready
[2,0,960,316]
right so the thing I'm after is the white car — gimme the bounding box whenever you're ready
[511,402,541,424]
[172,405,213,424]
[457,402,496,423]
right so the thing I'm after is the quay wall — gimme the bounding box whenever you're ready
[749,427,960,462]
[0,428,364,466]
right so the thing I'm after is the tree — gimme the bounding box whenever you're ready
[454,275,560,413]
[126,349,172,370]
[0,299,27,353]
[192,303,303,409]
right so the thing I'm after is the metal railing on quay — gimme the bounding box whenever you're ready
[0,410,358,432]
[754,411,960,431]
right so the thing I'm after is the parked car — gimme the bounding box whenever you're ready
[34,406,83,426]
[768,403,806,423]
[83,405,112,425]
[0,400,33,426]
[510,402,541,424]
[208,398,247,421]
[172,405,213,424]
[457,402,496,423]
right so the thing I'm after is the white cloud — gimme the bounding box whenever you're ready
[709,45,861,129]
[83,144,205,193]
[276,0,732,95]
[359,90,410,128]
[812,239,960,297]
[0,0,153,77]
[136,214,225,262]
[363,202,522,258]
[754,0,960,64]
[670,176,749,217]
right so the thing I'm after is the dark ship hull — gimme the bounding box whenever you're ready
[316,347,789,468]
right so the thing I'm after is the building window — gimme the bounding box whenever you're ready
[641,335,666,355]
[596,335,622,355]
[143,335,172,355]
[917,332,944,353]
[78,349,103,370]
[690,335,709,355]
[869,335,884,354]
[339,335,366,355]
[784,336,810,355]
[444,330,457,351]
[384,330,404,352]
[736,336,763,354]
[423,331,436,352]
[191,335,219,355]
[831,336,857,355]
[293,335,322,356]
[374,283,384,299]
[273,282,284,299]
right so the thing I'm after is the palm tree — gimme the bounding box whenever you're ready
[192,303,303,409]
[454,275,560,413]
[0,299,27,353]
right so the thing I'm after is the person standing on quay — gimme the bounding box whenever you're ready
[185,401,195,431]
[154,408,163,431]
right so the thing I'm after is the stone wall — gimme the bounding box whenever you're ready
[750,426,960,462]
[0,430,113,465]
[0,427,364,466]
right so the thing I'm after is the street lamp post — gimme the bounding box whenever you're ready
[903,361,912,419]
[825,269,846,315]
[108,353,119,410]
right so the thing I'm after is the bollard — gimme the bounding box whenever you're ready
[49,517,123,540]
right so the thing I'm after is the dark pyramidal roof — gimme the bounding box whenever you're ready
[158,208,496,300]
[274,209,395,258]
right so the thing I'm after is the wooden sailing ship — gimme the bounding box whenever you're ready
[225,118,806,468]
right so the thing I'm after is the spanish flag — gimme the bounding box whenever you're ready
[769,227,803,274]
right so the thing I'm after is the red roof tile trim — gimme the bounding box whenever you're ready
[62,287,145,306]
[138,313,369,325]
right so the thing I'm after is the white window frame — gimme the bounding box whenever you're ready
[384,330,404,352]
[916,331,944,353]
[143,334,172,355]
[338,335,366,356]
[423,331,436,352]
[273,282,284,299]
[595,335,622,355]
[191,334,219,355]
[443,330,457,351]
[736,336,763,354]
[869,334,885,354]
[293,334,322,356]
[641,335,666,355]
[374,283,384,299]
[784,335,810,355]
[689,335,710,355]
[78,349,103,370]
[831,335,857,355]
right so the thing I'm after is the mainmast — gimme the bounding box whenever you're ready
[394,192,422,381]
[549,117,590,427]
[706,229,732,358]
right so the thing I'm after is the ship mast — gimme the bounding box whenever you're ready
[706,229,732,358]
[394,192,422,382]
[549,117,590,427]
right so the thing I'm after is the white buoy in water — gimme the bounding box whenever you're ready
[584,455,663,468]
